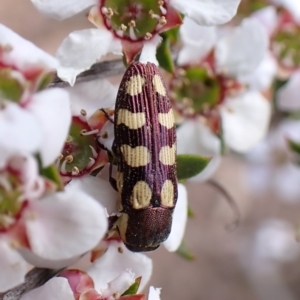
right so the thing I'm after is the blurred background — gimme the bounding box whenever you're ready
[2,1,300,299]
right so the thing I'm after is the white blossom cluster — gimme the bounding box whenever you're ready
[2,0,300,299]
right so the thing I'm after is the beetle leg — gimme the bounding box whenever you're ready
[100,108,114,124]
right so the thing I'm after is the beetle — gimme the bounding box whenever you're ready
[108,61,177,252]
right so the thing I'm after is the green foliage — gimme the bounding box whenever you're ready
[177,154,211,180]
[157,33,174,73]
[40,164,63,191]
[0,70,23,102]
[176,242,195,261]
[122,277,141,296]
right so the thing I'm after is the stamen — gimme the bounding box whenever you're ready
[0,215,15,229]
[120,24,127,32]
[159,4,167,15]
[0,175,12,191]
[116,30,124,38]
[144,32,152,40]
[89,145,98,158]
[65,155,73,163]
[87,158,96,169]
[72,166,80,176]
[149,10,160,19]
[128,20,136,27]
[129,26,137,40]
[60,159,67,174]
[81,129,99,136]
[105,7,114,18]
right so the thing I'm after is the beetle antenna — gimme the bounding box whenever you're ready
[207,179,241,231]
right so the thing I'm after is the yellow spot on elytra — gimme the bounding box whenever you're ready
[126,75,145,96]
[121,145,151,167]
[152,74,166,96]
[131,181,152,209]
[118,213,129,242]
[158,108,175,129]
[117,109,146,129]
[116,171,123,192]
[161,180,174,207]
[159,144,176,165]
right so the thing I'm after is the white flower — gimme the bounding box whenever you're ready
[31,0,241,84]
[253,220,300,262]
[277,70,300,111]
[0,185,108,292]
[220,91,271,152]
[178,17,268,76]
[0,24,58,72]
[20,241,153,300]
[269,0,300,23]
[175,17,271,159]
[246,120,300,202]
[31,0,241,25]
[0,89,71,168]
[0,25,71,167]
[177,121,221,181]
[88,240,152,292]
[163,184,188,252]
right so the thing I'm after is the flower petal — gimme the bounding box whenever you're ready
[273,163,300,203]
[25,188,108,260]
[170,0,241,25]
[215,18,268,77]
[177,120,221,181]
[163,184,187,252]
[56,29,122,85]
[30,0,97,20]
[139,35,161,66]
[0,24,58,71]
[270,0,300,23]
[221,91,271,152]
[66,176,118,215]
[27,88,71,167]
[277,71,300,112]
[254,219,300,262]
[178,17,217,66]
[0,239,28,292]
[19,248,81,269]
[0,102,42,167]
[148,287,161,300]
[20,277,75,300]
[66,80,117,117]
[250,6,278,36]
[238,52,277,91]
[88,241,152,292]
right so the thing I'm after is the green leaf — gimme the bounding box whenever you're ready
[188,205,195,218]
[40,164,63,191]
[163,26,180,43]
[177,154,211,180]
[288,139,300,155]
[37,72,54,91]
[0,70,23,102]
[176,242,195,261]
[122,277,141,296]
[157,34,174,73]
